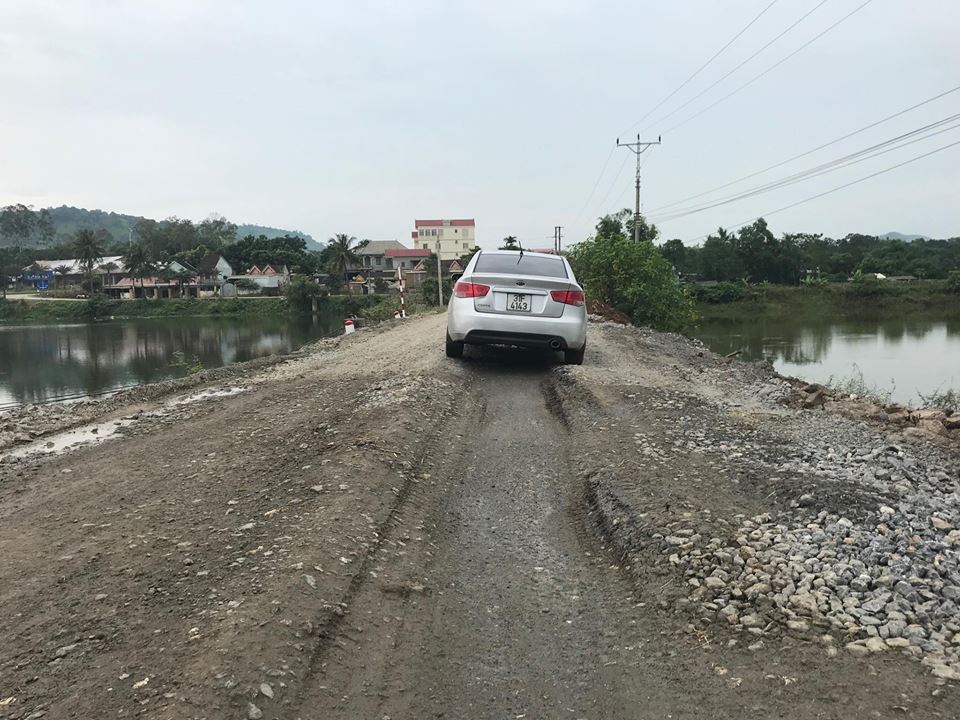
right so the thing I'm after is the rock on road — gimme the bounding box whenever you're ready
[0,312,956,719]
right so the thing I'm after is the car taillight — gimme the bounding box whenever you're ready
[454,281,490,298]
[550,289,585,306]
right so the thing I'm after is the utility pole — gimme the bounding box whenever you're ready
[554,226,563,253]
[616,134,661,242]
[435,238,444,306]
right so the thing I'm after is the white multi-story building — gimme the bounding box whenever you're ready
[411,219,477,261]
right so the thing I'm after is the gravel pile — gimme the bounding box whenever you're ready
[657,403,960,681]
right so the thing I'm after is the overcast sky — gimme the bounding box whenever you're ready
[1,0,957,248]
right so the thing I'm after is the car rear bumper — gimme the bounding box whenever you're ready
[447,300,587,350]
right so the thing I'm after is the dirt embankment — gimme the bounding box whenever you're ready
[1,313,958,719]
[551,321,960,690]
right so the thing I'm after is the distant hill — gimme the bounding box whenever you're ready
[879,231,930,242]
[235,223,323,251]
[7,206,321,250]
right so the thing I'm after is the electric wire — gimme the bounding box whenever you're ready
[571,144,617,225]
[623,0,781,134]
[681,138,960,242]
[642,0,831,133]
[653,114,960,221]
[649,83,960,213]
[659,0,876,135]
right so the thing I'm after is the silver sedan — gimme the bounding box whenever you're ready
[445,250,588,364]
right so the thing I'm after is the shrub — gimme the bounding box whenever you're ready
[947,270,960,293]
[567,235,697,331]
[285,276,325,312]
[419,277,453,306]
[692,281,749,304]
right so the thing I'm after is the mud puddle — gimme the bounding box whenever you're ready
[1,385,248,462]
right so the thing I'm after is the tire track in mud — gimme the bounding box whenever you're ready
[291,353,694,719]
[275,388,486,718]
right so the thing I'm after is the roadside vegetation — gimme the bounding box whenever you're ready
[568,210,696,332]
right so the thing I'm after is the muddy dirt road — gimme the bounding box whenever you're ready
[0,313,957,719]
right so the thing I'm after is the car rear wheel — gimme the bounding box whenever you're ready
[445,333,464,359]
[563,343,585,365]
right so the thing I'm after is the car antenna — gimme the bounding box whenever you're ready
[517,239,524,263]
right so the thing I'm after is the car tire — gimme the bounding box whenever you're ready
[564,343,585,365]
[445,333,464,359]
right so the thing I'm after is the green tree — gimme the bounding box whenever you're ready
[52,264,72,288]
[233,277,261,294]
[73,229,106,292]
[197,215,238,248]
[499,236,520,251]
[123,244,156,299]
[660,239,695,275]
[172,267,195,297]
[0,204,38,246]
[945,270,960,293]
[418,253,453,306]
[699,227,744,281]
[36,209,56,246]
[285,275,325,311]
[0,246,30,299]
[321,234,368,290]
[568,213,696,332]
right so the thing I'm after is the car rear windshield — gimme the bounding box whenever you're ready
[473,254,568,278]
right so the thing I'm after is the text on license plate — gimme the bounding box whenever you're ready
[508,293,530,312]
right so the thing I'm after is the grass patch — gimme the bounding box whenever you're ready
[695,280,960,320]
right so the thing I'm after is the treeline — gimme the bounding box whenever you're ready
[661,218,960,283]
[0,209,324,278]
[0,204,317,249]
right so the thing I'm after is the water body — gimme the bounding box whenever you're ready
[0,314,342,408]
[693,312,960,405]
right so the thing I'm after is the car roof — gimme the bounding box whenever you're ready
[476,250,565,260]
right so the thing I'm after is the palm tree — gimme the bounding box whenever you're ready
[53,264,72,289]
[168,267,194,297]
[323,234,368,291]
[123,244,155,299]
[499,236,519,251]
[100,260,119,285]
[73,229,105,291]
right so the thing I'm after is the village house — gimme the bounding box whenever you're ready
[404,257,464,291]
[104,260,200,299]
[196,253,233,295]
[20,256,126,290]
[227,264,290,295]
[345,242,431,294]
[351,241,405,277]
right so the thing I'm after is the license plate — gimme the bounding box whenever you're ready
[508,293,530,312]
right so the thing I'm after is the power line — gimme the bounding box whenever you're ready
[591,151,632,221]
[660,0,876,135]
[572,144,617,225]
[653,114,960,221]
[682,138,960,242]
[649,83,960,213]
[623,0,781,134]
[643,0,830,133]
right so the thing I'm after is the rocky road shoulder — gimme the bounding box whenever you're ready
[551,321,960,710]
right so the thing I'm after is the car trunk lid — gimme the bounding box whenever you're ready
[468,274,573,318]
